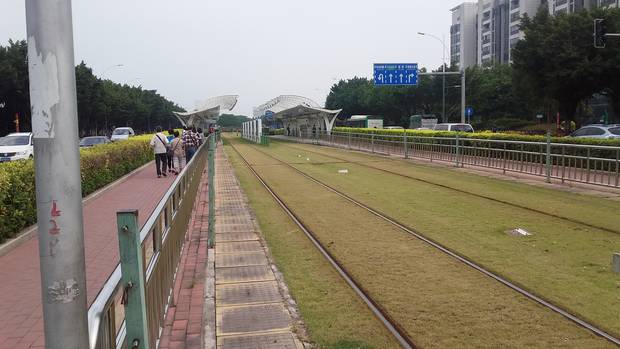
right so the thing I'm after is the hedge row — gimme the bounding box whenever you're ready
[332,127,620,147]
[0,138,154,242]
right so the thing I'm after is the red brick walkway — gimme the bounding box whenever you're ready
[158,166,210,349]
[0,163,174,349]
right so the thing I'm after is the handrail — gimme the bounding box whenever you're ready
[87,134,211,349]
[327,131,620,150]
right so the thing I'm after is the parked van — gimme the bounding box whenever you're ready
[433,123,474,132]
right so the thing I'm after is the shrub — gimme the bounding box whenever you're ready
[0,138,154,242]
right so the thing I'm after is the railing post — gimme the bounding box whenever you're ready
[208,135,216,248]
[502,142,507,174]
[586,147,591,183]
[616,149,619,187]
[404,132,408,159]
[117,210,150,349]
[455,134,460,167]
[545,132,552,183]
[348,132,351,149]
[371,134,375,153]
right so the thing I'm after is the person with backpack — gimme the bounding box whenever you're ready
[183,126,198,162]
[150,126,169,178]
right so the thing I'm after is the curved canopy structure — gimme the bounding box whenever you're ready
[174,95,238,127]
[254,95,341,135]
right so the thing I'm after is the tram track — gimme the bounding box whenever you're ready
[228,142,418,349]
[279,141,620,236]
[230,140,620,347]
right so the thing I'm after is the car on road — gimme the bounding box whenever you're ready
[0,132,34,162]
[433,123,475,132]
[570,125,620,139]
[384,126,404,130]
[79,136,110,147]
[110,127,135,142]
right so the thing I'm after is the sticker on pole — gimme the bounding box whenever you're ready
[28,37,59,138]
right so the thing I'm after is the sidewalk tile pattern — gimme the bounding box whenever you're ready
[0,163,174,349]
[158,167,210,349]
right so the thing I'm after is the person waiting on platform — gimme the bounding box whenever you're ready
[169,131,184,174]
[287,126,291,136]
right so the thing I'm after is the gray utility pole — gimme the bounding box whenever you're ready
[26,1,90,348]
[419,70,467,124]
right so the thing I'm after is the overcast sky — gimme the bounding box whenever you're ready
[0,1,463,116]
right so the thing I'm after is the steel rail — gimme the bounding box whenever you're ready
[246,141,620,347]
[280,141,620,236]
[228,142,417,349]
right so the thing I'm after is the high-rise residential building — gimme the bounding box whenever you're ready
[548,0,596,14]
[450,2,479,69]
[452,0,618,67]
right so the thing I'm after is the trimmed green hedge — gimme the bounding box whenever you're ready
[332,127,620,147]
[0,138,154,243]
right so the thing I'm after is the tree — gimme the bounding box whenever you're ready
[512,8,610,125]
[0,40,29,135]
[217,114,249,128]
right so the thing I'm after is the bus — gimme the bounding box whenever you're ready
[345,115,384,129]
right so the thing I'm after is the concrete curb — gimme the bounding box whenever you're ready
[0,160,154,257]
[203,247,216,349]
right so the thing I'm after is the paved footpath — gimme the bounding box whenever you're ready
[0,162,174,349]
[212,148,304,349]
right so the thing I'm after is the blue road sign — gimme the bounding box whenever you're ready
[466,106,474,118]
[373,63,418,86]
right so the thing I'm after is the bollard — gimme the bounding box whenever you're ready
[117,210,150,349]
[208,136,216,248]
[613,253,620,274]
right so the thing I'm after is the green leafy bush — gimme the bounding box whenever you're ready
[0,138,153,242]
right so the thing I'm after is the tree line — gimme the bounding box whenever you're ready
[326,7,620,131]
[0,40,184,137]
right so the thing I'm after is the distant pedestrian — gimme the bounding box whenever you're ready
[150,126,169,178]
[197,127,205,145]
[183,126,198,162]
[287,126,291,136]
[312,125,317,137]
[170,131,184,174]
[166,128,175,171]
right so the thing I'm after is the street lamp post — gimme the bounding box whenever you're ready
[418,32,447,123]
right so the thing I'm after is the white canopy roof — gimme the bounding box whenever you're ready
[174,95,238,126]
[253,95,321,118]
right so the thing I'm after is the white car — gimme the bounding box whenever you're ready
[110,127,135,142]
[0,132,34,162]
[570,125,620,139]
[433,123,475,132]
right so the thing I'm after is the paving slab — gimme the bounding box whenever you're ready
[216,241,263,254]
[216,265,275,285]
[216,282,282,306]
[219,332,302,349]
[217,304,291,335]
[216,252,268,268]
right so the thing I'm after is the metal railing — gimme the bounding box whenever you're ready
[293,130,620,188]
[88,134,212,349]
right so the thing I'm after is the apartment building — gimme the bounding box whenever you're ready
[547,0,618,14]
[451,0,618,68]
[450,2,479,69]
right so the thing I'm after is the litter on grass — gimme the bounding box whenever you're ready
[506,228,532,237]
[338,169,349,174]
[306,158,310,161]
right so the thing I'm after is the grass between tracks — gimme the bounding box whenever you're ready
[225,136,616,348]
[224,142,401,349]
[261,139,620,338]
